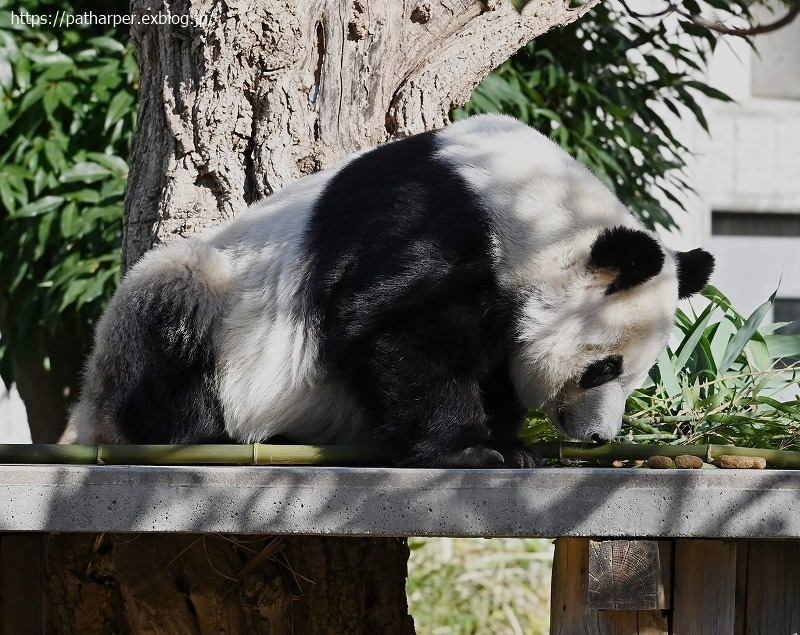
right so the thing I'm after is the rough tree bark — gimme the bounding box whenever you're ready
[121,0,599,270]
[45,0,600,632]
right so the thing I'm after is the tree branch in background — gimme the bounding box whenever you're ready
[617,0,800,37]
[684,0,800,36]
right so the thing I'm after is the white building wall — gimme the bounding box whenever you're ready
[669,13,800,318]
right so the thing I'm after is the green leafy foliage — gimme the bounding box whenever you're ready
[624,287,800,450]
[0,0,136,392]
[455,1,735,232]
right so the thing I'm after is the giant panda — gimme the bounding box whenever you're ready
[72,114,714,467]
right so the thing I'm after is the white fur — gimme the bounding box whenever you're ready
[208,168,367,443]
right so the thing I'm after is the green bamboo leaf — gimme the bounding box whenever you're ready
[0,57,12,92]
[54,81,78,108]
[77,269,116,308]
[87,36,126,53]
[44,139,67,171]
[59,162,111,183]
[0,177,15,211]
[18,82,47,115]
[35,211,56,260]
[757,397,800,422]
[674,301,715,371]
[59,201,79,238]
[702,285,742,321]
[58,279,90,312]
[745,332,771,373]
[719,290,777,374]
[675,86,709,131]
[685,80,734,103]
[763,334,800,360]
[656,349,682,399]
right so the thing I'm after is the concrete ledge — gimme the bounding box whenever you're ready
[0,465,797,537]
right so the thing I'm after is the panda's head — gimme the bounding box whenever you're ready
[509,224,714,443]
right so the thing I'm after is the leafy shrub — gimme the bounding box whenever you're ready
[407,537,552,634]
[0,1,135,424]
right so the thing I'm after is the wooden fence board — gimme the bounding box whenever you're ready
[673,539,736,635]
[737,540,800,634]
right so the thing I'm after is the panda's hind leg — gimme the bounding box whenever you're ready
[72,241,231,444]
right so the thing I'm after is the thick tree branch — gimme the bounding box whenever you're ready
[124,0,603,267]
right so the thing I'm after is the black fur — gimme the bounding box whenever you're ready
[676,248,715,299]
[306,132,535,467]
[579,355,623,389]
[590,226,665,294]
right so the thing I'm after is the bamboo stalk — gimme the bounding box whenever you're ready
[0,444,385,466]
[96,444,256,465]
[252,444,384,465]
[0,442,797,467]
[0,444,99,464]
[534,441,800,468]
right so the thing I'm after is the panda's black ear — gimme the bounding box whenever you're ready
[676,248,715,299]
[589,226,665,295]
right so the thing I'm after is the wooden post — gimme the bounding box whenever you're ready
[551,538,669,634]
[551,538,742,634]
[588,540,672,610]
[551,537,593,634]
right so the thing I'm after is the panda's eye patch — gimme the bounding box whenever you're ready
[579,355,623,389]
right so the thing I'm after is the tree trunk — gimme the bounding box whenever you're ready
[43,0,600,631]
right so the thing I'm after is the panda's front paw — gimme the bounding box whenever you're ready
[400,441,540,468]
[431,444,540,468]
[400,445,506,468]
[491,439,541,468]
[448,446,506,468]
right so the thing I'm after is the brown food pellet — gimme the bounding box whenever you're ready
[647,455,673,469]
[675,455,704,469]
[714,455,767,469]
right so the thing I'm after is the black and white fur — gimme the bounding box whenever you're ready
[73,115,714,467]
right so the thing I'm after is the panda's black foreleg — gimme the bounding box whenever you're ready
[337,331,534,468]
[480,363,542,468]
